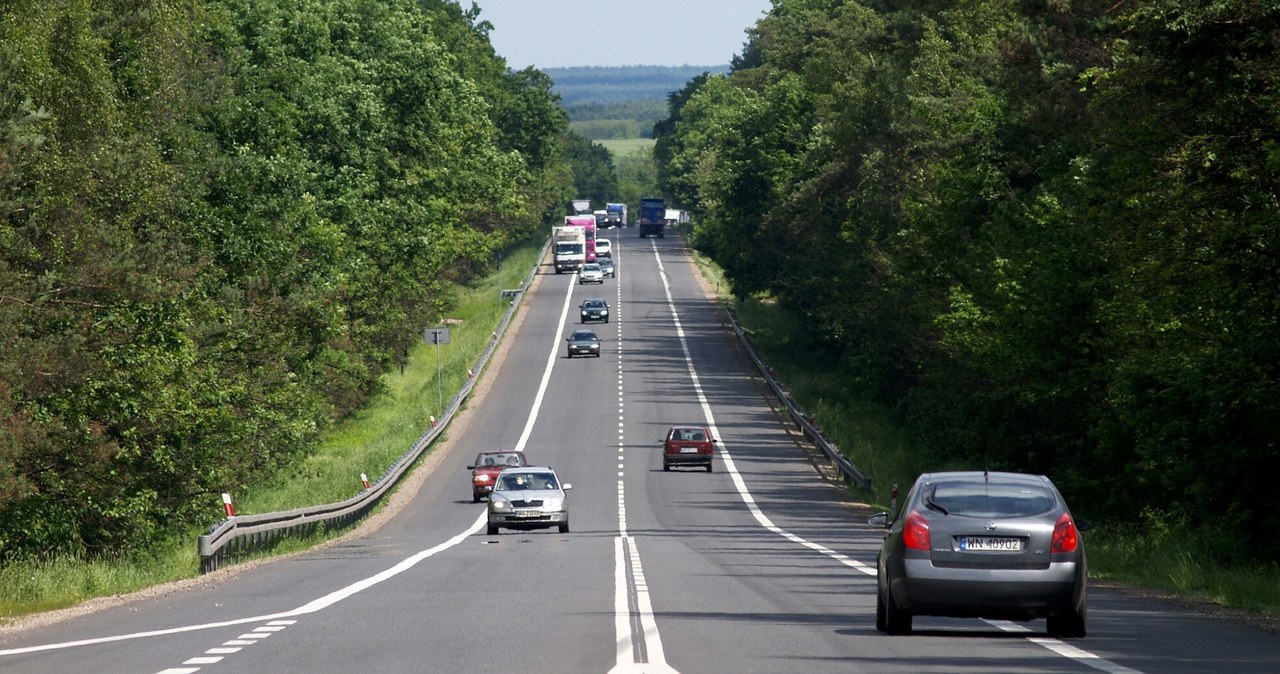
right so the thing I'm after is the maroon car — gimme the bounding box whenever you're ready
[467,451,527,502]
[661,426,715,472]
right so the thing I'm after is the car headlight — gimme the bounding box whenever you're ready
[474,474,491,484]
[489,499,509,510]
[600,310,608,315]
[542,498,564,511]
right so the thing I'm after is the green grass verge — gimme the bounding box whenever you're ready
[0,240,546,622]
[687,249,1280,623]
[599,138,655,157]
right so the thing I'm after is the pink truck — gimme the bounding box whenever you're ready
[564,214,597,263]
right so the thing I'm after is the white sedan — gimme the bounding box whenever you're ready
[578,263,605,284]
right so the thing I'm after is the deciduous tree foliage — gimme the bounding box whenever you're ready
[0,0,568,560]
[656,0,1279,563]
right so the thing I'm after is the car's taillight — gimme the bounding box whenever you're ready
[1051,512,1080,553]
[903,510,930,551]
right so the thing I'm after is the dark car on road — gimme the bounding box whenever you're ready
[868,470,1088,638]
[580,298,610,323]
[598,256,615,278]
[566,329,601,358]
[466,451,527,503]
[661,425,715,472]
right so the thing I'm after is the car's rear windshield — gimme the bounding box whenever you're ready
[927,481,1057,518]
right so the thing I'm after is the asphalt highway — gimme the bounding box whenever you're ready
[0,232,1276,673]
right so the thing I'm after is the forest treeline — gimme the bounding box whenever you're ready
[655,0,1280,564]
[0,0,582,561]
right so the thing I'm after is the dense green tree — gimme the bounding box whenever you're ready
[655,0,1280,563]
[0,0,570,561]
[563,132,618,208]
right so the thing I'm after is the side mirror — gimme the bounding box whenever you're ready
[867,512,890,528]
[562,483,573,490]
[466,465,475,470]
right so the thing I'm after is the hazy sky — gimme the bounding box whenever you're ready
[469,0,774,69]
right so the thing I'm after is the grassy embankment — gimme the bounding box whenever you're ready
[0,240,546,622]
[689,249,1280,622]
[599,138,655,157]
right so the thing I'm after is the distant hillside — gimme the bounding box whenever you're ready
[545,65,730,140]
[545,65,730,107]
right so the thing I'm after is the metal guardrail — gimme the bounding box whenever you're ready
[198,239,552,573]
[723,305,871,490]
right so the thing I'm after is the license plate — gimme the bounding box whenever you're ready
[680,447,699,454]
[959,536,1022,552]
[514,509,540,519]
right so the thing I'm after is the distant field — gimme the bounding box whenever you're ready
[600,138,655,157]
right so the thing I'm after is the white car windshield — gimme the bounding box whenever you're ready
[498,473,557,491]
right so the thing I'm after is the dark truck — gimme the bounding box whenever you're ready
[638,198,666,238]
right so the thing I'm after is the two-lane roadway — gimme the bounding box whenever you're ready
[1,231,1277,673]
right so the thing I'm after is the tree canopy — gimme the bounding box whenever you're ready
[0,0,571,561]
[656,0,1280,563]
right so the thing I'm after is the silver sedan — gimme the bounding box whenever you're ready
[486,466,572,535]
[868,470,1088,638]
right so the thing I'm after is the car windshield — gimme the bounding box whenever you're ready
[926,481,1056,518]
[571,331,596,340]
[583,264,600,271]
[497,473,557,491]
[476,453,521,467]
[584,300,604,308]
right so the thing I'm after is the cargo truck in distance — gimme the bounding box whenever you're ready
[553,226,586,273]
[571,199,592,215]
[638,198,666,238]
[605,203,627,228]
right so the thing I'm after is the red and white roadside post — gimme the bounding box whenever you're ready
[222,492,236,518]
[361,473,370,490]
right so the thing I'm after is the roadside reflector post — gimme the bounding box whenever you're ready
[361,473,370,490]
[890,483,899,514]
[430,415,436,428]
[222,492,236,518]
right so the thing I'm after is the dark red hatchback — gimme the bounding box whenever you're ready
[661,426,715,472]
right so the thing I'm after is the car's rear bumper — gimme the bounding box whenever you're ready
[663,452,712,466]
[891,560,1084,619]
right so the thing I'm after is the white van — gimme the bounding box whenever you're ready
[596,238,612,258]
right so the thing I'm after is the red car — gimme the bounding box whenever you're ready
[467,451,527,502]
[661,426,715,472]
